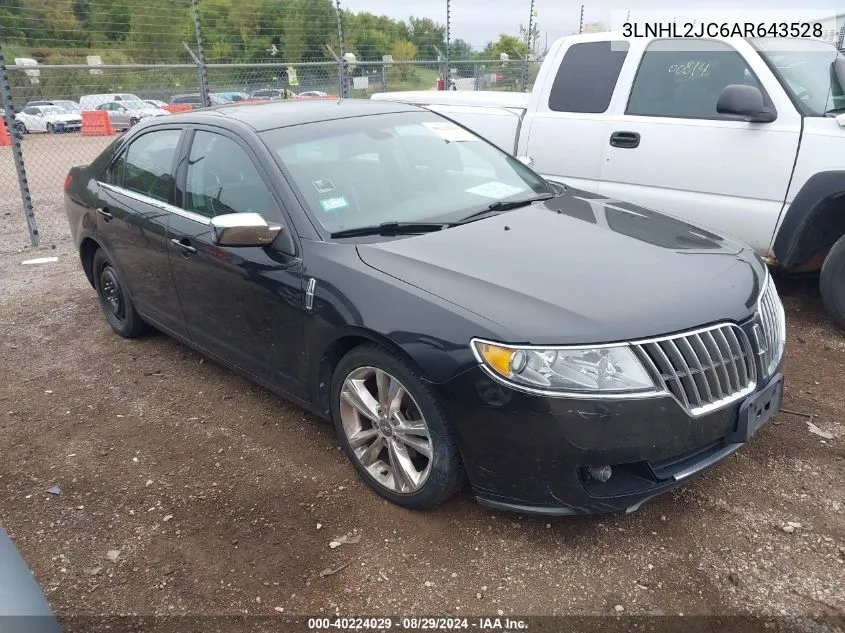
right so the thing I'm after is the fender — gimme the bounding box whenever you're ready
[774,170,845,269]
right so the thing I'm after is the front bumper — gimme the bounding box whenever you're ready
[434,367,783,516]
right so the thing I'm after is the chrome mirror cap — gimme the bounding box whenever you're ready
[209,212,282,247]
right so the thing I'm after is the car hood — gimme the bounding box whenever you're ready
[355,189,766,344]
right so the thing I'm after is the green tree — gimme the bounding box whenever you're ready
[407,16,446,58]
[450,38,473,60]
[388,39,417,84]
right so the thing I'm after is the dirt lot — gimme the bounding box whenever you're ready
[1,137,844,632]
[1,240,844,631]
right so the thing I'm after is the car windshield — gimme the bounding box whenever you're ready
[57,101,80,111]
[41,106,64,115]
[122,102,150,111]
[262,111,551,234]
[753,37,845,115]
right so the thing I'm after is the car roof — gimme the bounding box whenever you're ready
[158,99,422,132]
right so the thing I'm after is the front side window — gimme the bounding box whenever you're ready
[121,129,181,202]
[548,41,629,113]
[262,112,550,235]
[627,39,765,118]
[753,38,845,115]
[185,131,273,218]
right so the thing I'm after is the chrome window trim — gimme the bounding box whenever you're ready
[97,181,210,226]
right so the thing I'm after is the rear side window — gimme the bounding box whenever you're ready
[626,39,765,119]
[121,130,181,203]
[548,41,629,113]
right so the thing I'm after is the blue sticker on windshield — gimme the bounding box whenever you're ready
[320,196,349,212]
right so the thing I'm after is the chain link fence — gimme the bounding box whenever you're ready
[0,0,544,253]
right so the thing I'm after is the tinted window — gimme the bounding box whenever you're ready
[548,41,629,113]
[185,131,272,218]
[627,39,764,118]
[23,107,39,115]
[122,130,181,202]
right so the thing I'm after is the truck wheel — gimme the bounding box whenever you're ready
[820,232,845,330]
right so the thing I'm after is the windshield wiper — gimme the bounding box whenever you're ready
[455,193,557,225]
[330,222,450,239]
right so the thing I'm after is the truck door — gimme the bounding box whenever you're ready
[598,38,801,253]
[521,38,630,193]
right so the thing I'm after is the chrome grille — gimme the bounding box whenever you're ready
[635,324,757,417]
[757,274,786,378]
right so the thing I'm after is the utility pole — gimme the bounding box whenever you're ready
[0,49,39,246]
[190,0,209,108]
[335,0,347,98]
[522,0,536,91]
[445,0,451,90]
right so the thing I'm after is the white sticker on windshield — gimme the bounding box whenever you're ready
[421,121,478,143]
[466,182,527,199]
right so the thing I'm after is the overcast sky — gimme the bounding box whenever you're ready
[343,0,843,49]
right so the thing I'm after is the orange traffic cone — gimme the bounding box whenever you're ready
[0,118,11,147]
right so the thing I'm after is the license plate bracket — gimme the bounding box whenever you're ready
[729,373,783,444]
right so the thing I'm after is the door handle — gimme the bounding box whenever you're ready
[96,207,113,222]
[609,131,641,149]
[170,238,197,255]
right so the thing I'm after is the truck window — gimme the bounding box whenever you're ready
[548,41,629,113]
[627,39,765,119]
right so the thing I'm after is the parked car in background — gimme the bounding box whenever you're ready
[0,529,61,633]
[373,33,845,329]
[297,90,329,98]
[212,91,250,102]
[94,101,167,130]
[170,93,229,107]
[15,105,82,133]
[79,93,143,110]
[64,100,785,516]
[26,99,81,112]
[250,88,288,100]
[144,99,168,108]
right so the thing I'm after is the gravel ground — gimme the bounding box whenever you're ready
[1,137,844,632]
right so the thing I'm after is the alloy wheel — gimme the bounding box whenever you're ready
[339,366,433,493]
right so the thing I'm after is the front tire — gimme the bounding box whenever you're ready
[92,249,146,338]
[46,123,55,134]
[331,344,464,510]
[820,232,845,330]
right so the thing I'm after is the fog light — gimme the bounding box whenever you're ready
[588,465,612,482]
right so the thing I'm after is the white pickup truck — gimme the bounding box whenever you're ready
[372,32,845,328]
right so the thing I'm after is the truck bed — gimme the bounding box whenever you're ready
[371,91,528,153]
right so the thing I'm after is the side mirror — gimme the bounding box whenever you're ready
[716,85,776,123]
[210,212,282,247]
[516,155,534,167]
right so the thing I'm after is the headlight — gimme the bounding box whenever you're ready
[471,338,659,395]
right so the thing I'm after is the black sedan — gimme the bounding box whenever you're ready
[64,100,786,515]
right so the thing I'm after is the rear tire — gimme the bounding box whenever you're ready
[331,344,465,510]
[821,233,845,330]
[92,249,147,338]
[46,123,55,134]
